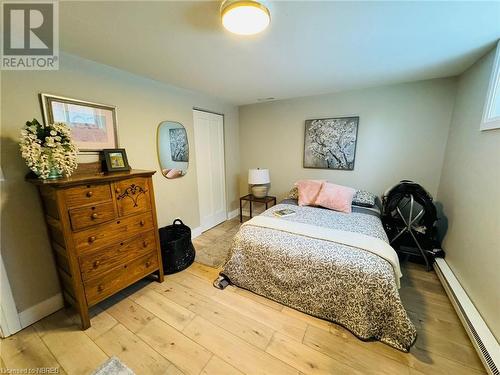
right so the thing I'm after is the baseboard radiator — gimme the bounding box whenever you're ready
[434,258,499,375]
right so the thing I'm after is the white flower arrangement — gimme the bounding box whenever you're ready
[20,119,78,179]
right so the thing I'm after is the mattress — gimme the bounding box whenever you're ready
[221,203,416,351]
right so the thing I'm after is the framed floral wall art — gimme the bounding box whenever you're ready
[40,93,118,152]
[303,116,359,170]
[169,127,189,162]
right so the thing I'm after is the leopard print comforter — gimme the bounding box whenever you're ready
[221,204,417,351]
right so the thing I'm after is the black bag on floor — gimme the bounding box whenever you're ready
[159,219,195,274]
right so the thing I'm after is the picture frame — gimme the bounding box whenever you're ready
[102,148,131,172]
[40,93,118,152]
[169,127,189,162]
[303,116,359,171]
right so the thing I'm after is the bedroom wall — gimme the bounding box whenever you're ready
[0,52,240,314]
[437,49,500,340]
[238,78,457,199]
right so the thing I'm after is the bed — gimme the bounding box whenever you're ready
[220,200,417,351]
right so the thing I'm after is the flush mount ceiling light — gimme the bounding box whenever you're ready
[220,0,271,35]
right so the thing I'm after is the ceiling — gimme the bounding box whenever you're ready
[60,1,500,105]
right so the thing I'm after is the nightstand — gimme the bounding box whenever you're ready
[239,194,277,222]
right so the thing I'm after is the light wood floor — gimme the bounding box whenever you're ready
[1,218,485,375]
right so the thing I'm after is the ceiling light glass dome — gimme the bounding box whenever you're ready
[221,0,271,35]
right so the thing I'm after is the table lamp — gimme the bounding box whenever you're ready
[248,168,270,198]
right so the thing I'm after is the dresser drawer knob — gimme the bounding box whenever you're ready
[88,236,96,243]
[115,188,121,194]
[93,260,100,268]
[91,213,99,220]
[86,191,93,198]
[143,240,148,247]
[145,261,151,267]
[97,284,104,292]
[140,220,145,226]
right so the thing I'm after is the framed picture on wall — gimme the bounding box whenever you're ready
[303,116,359,170]
[40,93,118,152]
[169,127,189,162]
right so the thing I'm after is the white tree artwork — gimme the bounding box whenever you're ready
[303,117,359,170]
[169,128,189,162]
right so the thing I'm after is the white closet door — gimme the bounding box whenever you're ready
[193,110,227,232]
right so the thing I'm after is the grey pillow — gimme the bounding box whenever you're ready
[352,190,377,207]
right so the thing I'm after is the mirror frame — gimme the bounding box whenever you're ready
[156,120,189,179]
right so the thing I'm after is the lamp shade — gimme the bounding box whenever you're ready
[248,168,270,184]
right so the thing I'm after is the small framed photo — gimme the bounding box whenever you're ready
[102,149,131,172]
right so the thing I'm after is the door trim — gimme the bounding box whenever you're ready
[193,109,227,232]
[0,254,22,337]
[192,107,225,117]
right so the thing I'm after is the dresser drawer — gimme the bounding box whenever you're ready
[73,211,154,254]
[79,230,157,281]
[114,177,151,217]
[69,201,117,231]
[65,183,112,208]
[84,251,158,306]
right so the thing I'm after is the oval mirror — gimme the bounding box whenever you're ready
[157,121,189,179]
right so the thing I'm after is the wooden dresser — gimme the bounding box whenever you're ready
[28,170,164,329]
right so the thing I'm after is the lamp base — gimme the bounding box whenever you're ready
[251,184,268,198]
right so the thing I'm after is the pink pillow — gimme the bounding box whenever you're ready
[315,182,356,213]
[296,180,324,206]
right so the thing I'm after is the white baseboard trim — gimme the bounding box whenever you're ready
[191,209,241,239]
[191,226,203,239]
[434,258,499,375]
[228,209,239,220]
[18,293,63,329]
